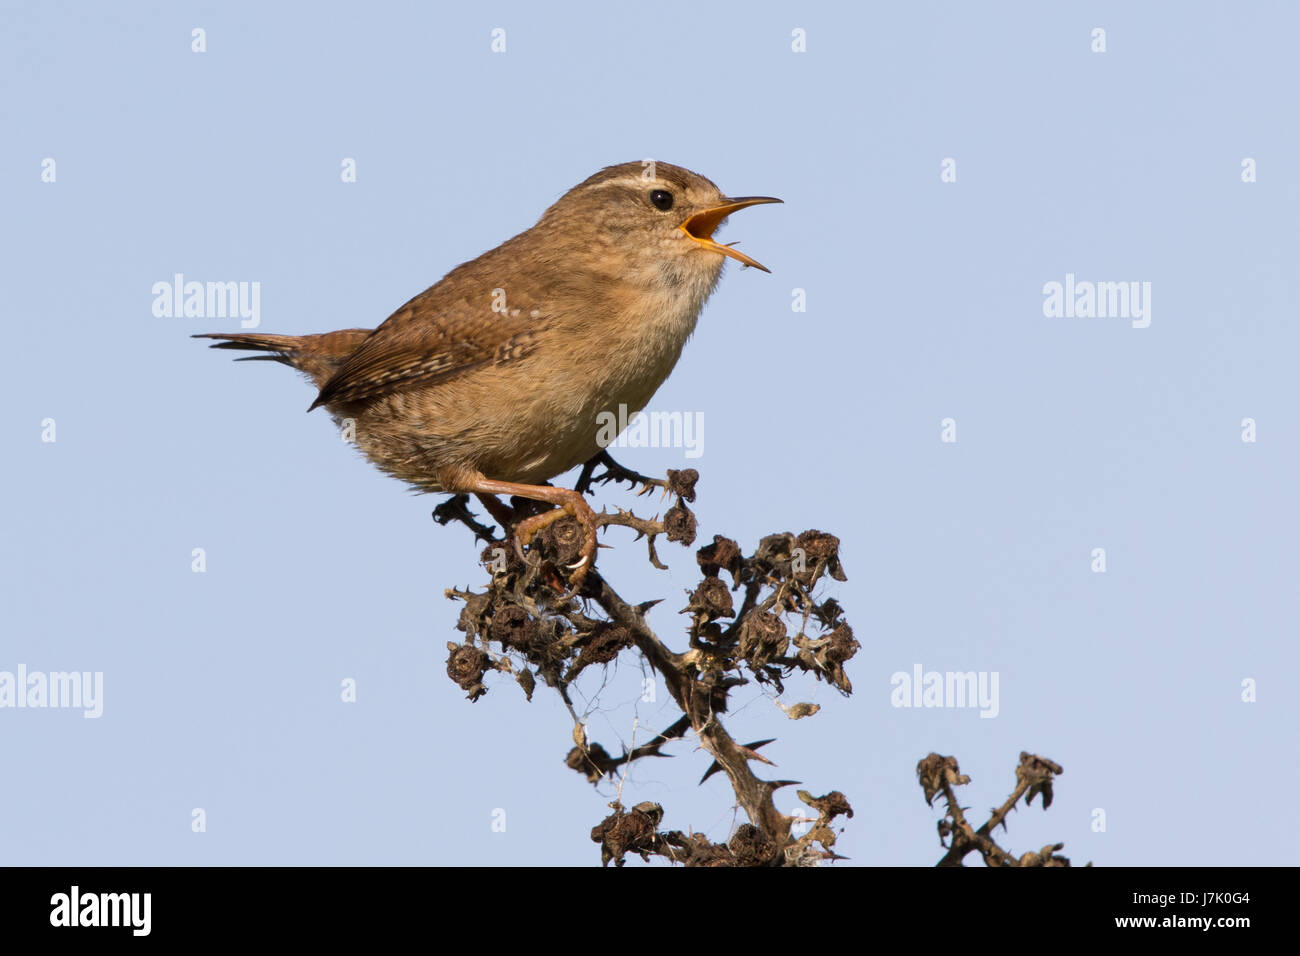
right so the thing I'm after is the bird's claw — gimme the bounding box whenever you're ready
[512,492,599,591]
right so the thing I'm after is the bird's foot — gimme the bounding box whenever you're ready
[513,490,599,592]
[576,450,661,497]
[432,494,498,543]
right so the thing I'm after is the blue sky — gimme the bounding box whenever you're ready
[2,1,1296,865]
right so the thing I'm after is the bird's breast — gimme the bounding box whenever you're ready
[586,264,720,409]
[491,265,721,482]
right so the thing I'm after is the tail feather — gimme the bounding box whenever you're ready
[232,353,295,365]
[194,329,372,390]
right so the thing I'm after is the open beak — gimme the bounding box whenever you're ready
[679,196,782,273]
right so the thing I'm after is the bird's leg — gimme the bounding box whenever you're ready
[575,449,659,495]
[440,468,598,588]
[474,493,517,534]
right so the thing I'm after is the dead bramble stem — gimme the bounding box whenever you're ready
[441,468,856,865]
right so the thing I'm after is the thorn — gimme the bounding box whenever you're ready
[738,747,777,768]
[697,740,779,784]
[699,763,723,785]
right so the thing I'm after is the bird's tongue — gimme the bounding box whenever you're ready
[679,196,782,273]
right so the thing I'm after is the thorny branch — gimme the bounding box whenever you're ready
[439,467,858,866]
[918,751,1083,867]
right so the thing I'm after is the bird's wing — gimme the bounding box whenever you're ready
[308,290,540,410]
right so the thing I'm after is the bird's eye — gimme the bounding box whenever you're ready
[649,189,674,211]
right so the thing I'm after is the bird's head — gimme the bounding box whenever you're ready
[538,161,782,283]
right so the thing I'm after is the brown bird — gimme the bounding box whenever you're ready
[196,161,780,585]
